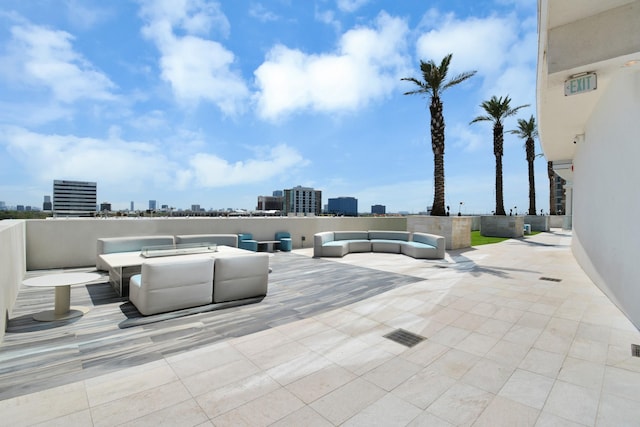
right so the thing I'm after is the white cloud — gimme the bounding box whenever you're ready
[337,0,370,13]
[249,3,279,22]
[254,12,410,120]
[0,126,172,192]
[139,0,229,37]
[0,126,308,196]
[0,100,73,126]
[415,10,537,115]
[315,8,341,33]
[449,123,486,152]
[186,144,308,188]
[2,23,116,103]
[416,13,517,78]
[128,110,167,131]
[158,35,249,113]
[140,0,249,115]
[65,0,111,30]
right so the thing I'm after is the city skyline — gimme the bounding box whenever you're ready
[0,0,543,214]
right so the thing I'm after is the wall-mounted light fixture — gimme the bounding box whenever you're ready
[573,134,585,144]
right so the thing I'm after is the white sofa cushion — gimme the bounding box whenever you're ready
[213,253,269,303]
[129,256,214,315]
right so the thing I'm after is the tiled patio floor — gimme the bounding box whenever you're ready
[2,229,640,426]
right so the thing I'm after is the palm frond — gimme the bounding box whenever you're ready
[471,95,530,126]
[444,70,477,90]
[509,115,538,138]
[504,103,530,119]
[469,115,492,124]
[402,53,476,100]
[400,77,429,96]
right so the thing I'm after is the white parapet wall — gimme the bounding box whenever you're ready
[25,216,407,270]
[0,220,26,345]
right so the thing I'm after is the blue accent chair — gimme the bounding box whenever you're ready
[238,233,258,252]
[275,231,292,252]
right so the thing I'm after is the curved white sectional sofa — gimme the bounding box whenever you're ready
[313,230,445,259]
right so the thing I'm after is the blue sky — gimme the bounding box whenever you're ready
[0,0,544,214]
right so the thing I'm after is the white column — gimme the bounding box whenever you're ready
[563,181,573,229]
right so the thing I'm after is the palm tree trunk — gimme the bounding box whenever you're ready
[430,98,446,216]
[494,124,506,215]
[432,151,445,215]
[547,161,556,215]
[495,155,506,215]
[527,138,536,215]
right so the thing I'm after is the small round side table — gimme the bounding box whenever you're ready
[23,272,102,321]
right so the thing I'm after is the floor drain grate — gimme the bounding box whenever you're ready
[539,277,562,282]
[631,344,640,357]
[383,329,426,348]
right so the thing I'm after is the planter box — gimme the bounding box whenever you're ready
[470,216,481,231]
[549,215,564,228]
[524,215,550,232]
[480,216,524,238]
[407,216,471,250]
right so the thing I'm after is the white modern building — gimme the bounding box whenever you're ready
[52,180,97,217]
[537,0,640,326]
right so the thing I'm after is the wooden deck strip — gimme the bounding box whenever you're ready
[0,252,422,400]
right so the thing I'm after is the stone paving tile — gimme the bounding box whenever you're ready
[5,230,640,426]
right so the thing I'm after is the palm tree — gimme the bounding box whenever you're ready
[510,115,538,215]
[402,54,476,216]
[470,95,529,215]
[547,161,556,215]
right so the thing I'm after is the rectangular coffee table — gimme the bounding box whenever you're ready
[98,252,145,297]
[257,240,280,252]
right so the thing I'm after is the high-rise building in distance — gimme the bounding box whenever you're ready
[283,186,321,216]
[371,204,386,215]
[53,180,97,217]
[43,195,52,211]
[257,194,284,211]
[327,197,358,216]
[149,200,157,210]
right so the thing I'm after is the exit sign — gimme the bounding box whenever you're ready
[564,73,597,96]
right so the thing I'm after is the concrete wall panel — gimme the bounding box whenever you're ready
[407,216,471,250]
[25,216,406,270]
[0,220,26,344]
